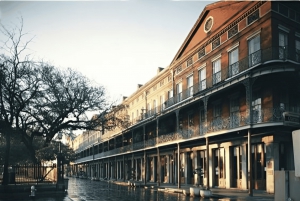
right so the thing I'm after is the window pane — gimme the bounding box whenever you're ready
[213,59,221,72]
[229,48,239,64]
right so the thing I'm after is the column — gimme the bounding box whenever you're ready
[107,158,110,180]
[123,155,125,181]
[153,156,157,182]
[157,147,161,186]
[135,158,138,180]
[225,145,230,188]
[166,155,170,183]
[243,78,254,196]
[194,151,198,185]
[184,152,188,184]
[177,143,181,188]
[175,110,180,131]
[241,144,248,190]
[131,154,134,180]
[206,137,210,190]
[248,129,253,196]
[144,151,147,185]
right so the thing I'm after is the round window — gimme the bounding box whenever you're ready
[204,16,213,33]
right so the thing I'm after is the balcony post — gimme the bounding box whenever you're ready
[243,78,255,196]
[203,96,209,134]
[157,147,161,186]
[248,129,253,196]
[177,143,181,189]
[144,151,147,185]
[206,137,209,190]
[122,155,125,182]
[176,110,180,132]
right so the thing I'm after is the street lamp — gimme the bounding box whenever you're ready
[58,131,62,153]
[56,131,64,190]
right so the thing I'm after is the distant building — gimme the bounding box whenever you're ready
[70,1,300,193]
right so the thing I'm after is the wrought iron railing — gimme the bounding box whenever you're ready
[0,164,56,184]
[75,45,300,163]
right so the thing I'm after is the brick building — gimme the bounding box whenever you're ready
[71,1,300,193]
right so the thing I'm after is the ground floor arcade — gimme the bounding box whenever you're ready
[70,128,294,194]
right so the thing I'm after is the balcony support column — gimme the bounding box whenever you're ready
[144,151,147,185]
[203,96,209,134]
[243,78,255,197]
[131,153,134,180]
[206,137,209,190]
[177,143,181,189]
[157,147,161,186]
[248,129,253,196]
[107,158,110,180]
[175,110,180,132]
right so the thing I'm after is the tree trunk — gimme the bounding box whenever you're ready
[21,134,38,164]
[2,132,11,185]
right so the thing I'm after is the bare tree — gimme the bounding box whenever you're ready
[0,19,110,184]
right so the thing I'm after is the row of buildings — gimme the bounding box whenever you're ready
[69,1,300,193]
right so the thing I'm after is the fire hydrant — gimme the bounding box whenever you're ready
[29,185,36,198]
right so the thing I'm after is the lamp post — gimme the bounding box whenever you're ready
[57,131,64,190]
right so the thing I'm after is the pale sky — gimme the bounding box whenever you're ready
[0,1,213,103]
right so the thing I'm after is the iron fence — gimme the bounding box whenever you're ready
[0,164,56,184]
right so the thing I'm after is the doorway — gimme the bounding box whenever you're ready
[213,148,225,187]
[251,143,266,190]
[231,146,242,188]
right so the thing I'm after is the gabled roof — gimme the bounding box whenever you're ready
[170,1,251,65]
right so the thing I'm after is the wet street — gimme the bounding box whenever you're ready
[66,178,217,201]
[0,177,274,201]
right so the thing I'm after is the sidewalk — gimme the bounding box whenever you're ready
[111,180,274,201]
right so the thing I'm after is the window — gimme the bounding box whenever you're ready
[247,10,259,25]
[228,25,238,39]
[248,34,261,67]
[198,48,205,59]
[198,67,206,91]
[188,113,194,127]
[168,89,173,99]
[279,32,288,59]
[187,58,193,67]
[168,75,172,82]
[230,98,240,128]
[160,79,164,87]
[279,4,289,17]
[296,40,300,62]
[252,92,262,123]
[153,100,156,114]
[160,95,165,111]
[212,58,221,84]
[147,103,151,116]
[229,48,239,77]
[212,37,220,50]
[187,75,193,97]
[176,82,182,102]
[175,66,182,75]
[166,89,173,107]
[213,103,221,118]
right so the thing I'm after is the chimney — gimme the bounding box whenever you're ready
[122,96,127,101]
[157,67,164,74]
[137,84,143,89]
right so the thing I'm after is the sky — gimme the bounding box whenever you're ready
[0,0,213,104]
